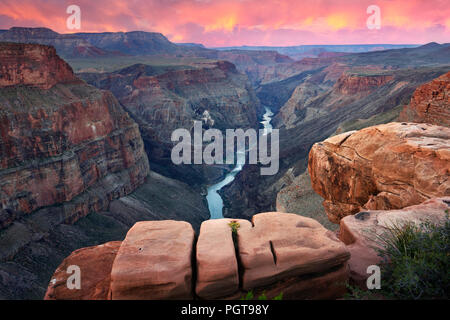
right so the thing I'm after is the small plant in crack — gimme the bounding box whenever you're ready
[228,220,241,234]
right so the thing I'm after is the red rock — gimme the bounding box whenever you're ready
[0,43,150,231]
[334,73,394,95]
[237,212,350,299]
[0,42,78,89]
[399,71,450,127]
[309,122,450,223]
[340,197,450,288]
[195,218,252,299]
[44,241,121,300]
[110,221,195,300]
[47,214,353,300]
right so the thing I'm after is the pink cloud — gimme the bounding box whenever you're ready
[0,0,449,46]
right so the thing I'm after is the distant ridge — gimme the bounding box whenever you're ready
[0,27,210,58]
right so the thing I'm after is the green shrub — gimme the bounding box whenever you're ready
[228,220,240,234]
[374,219,450,299]
[240,290,283,300]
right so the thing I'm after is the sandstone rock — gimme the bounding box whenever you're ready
[248,263,349,300]
[110,221,195,300]
[0,42,78,89]
[47,214,352,300]
[44,241,121,300]
[339,197,450,287]
[309,122,450,223]
[195,218,251,299]
[399,71,450,127]
[238,212,350,298]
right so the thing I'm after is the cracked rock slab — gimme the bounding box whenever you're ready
[195,218,252,299]
[237,212,350,294]
[110,220,195,300]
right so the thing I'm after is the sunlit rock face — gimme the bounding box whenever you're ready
[400,71,450,127]
[46,213,351,300]
[308,122,450,223]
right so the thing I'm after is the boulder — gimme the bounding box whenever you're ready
[110,220,195,300]
[309,122,450,223]
[195,219,251,299]
[238,212,350,299]
[44,241,121,300]
[340,197,450,287]
[399,71,450,127]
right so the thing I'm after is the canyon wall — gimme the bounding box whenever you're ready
[0,43,150,231]
[399,71,450,127]
[80,61,261,184]
[0,43,154,298]
[0,42,78,89]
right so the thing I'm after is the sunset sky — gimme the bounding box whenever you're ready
[0,0,449,46]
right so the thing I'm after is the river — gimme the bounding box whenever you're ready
[206,107,274,219]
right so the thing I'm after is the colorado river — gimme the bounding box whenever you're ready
[206,107,273,219]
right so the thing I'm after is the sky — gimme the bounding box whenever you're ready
[0,0,449,46]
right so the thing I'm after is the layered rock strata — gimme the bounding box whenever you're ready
[399,71,450,127]
[308,122,450,223]
[0,43,150,259]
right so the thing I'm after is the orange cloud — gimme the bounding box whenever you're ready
[0,0,448,46]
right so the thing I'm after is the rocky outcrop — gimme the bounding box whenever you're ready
[0,172,208,300]
[195,218,250,299]
[237,213,349,294]
[334,73,394,95]
[399,71,450,127]
[110,221,195,300]
[46,213,350,300]
[308,122,450,223]
[44,241,121,300]
[340,197,449,287]
[0,43,149,251]
[0,42,78,89]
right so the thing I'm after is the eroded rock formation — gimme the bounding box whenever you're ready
[308,122,450,223]
[0,42,149,256]
[399,71,450,127]
[0,42,77,89]
[45,213,351,300]
[334,73,394,95]
[44,241,121,300]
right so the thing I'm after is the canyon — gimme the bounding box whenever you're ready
[78,61,261,186]
[0,27,449,299]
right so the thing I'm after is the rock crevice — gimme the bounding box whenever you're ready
[45,213,351,300]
